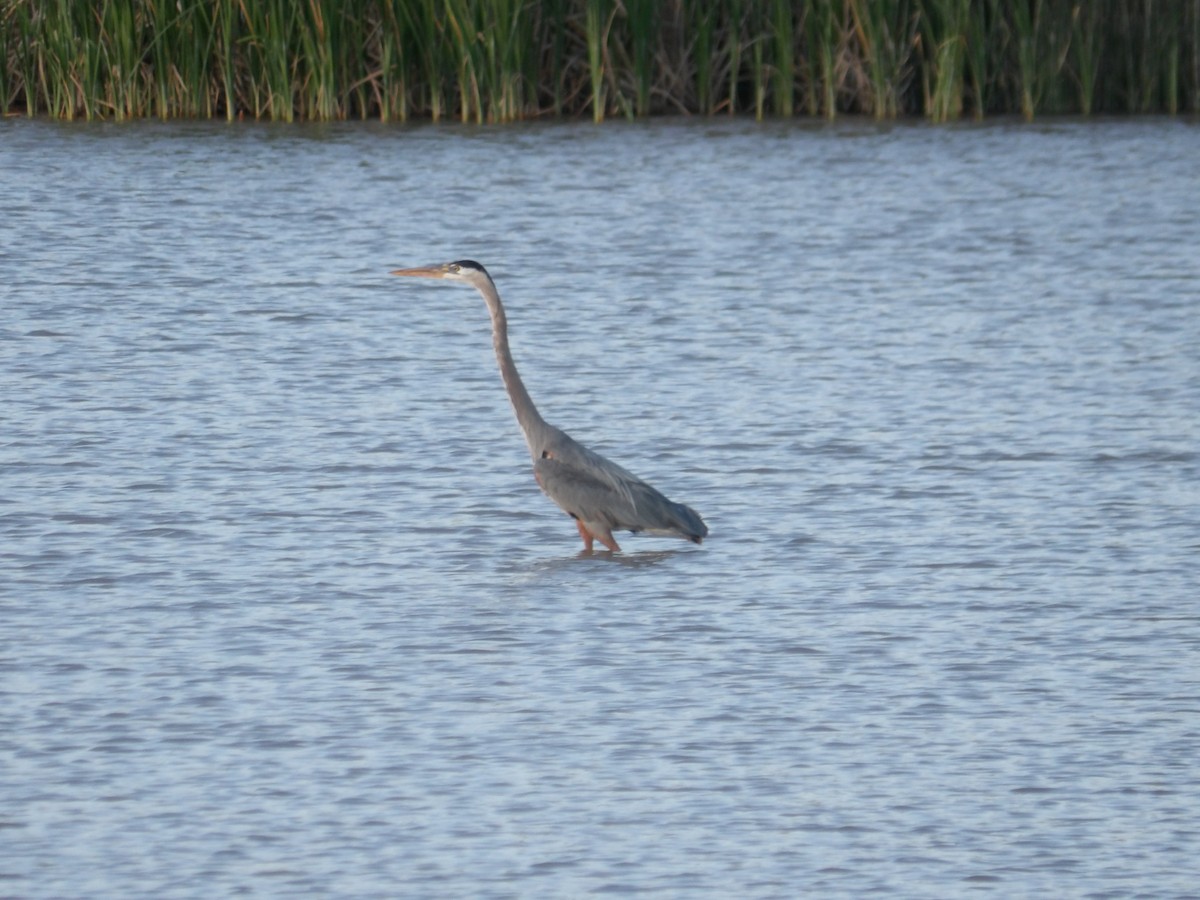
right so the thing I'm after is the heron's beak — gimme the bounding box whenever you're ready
[390,265,446,279]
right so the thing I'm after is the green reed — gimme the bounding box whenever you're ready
[624,0,655,116]
[2,0,1196,122]
[719,0,744,115]
[1009,0,1071,119]
[803,0,839,118]
[145,0,209,118]
[848,0,916,119]
[689,0,717,114]
[584,0,608,121]
[917,0,968,122]
[768,0,795,116]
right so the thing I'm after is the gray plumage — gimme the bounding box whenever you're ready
[390,259,708,552]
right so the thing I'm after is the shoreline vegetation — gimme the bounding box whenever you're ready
[2,1,1197,124]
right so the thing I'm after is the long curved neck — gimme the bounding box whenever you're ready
[476,276,547,454]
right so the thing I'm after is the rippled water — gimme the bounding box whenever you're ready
[2,116,1198,897]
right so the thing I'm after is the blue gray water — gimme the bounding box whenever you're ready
[2,116,1198,897]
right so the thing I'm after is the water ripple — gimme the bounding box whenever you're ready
[1,117,1198,898]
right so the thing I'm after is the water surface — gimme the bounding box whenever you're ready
[2,116,1198,897]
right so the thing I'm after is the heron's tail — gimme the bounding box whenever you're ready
[670,501,708,544]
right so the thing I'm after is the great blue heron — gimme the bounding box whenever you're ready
[390,260,708,553]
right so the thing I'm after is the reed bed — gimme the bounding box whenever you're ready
[2,0,1197,122]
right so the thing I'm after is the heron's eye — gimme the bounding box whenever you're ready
[449,264,460,273]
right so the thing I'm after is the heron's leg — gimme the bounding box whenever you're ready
[576,519,594,552]
[595,530,621,553]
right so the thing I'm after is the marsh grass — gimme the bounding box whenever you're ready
[801,0,838,118]
[848,0,916,119]
[768,0,796,116]
[3,0,1196,121]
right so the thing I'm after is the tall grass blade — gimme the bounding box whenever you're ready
[802,0,841,118]
[769,0,795,116]
[625,0,656,116]
[850,0,917,119]
[585,0,609,122]
[918,0,969,122]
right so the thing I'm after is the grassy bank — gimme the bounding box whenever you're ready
[2,0,1197,122]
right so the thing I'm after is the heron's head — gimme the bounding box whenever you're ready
[390,260,492,286]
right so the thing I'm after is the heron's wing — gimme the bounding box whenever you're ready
[533,456,633,529]
[533,453,706,541]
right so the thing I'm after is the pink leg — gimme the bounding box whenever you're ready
[594,529,621,552]
[576,519,595,552]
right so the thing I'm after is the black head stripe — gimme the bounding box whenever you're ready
[451,259,489,276]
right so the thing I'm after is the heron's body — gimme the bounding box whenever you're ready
[390,260,707,552]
